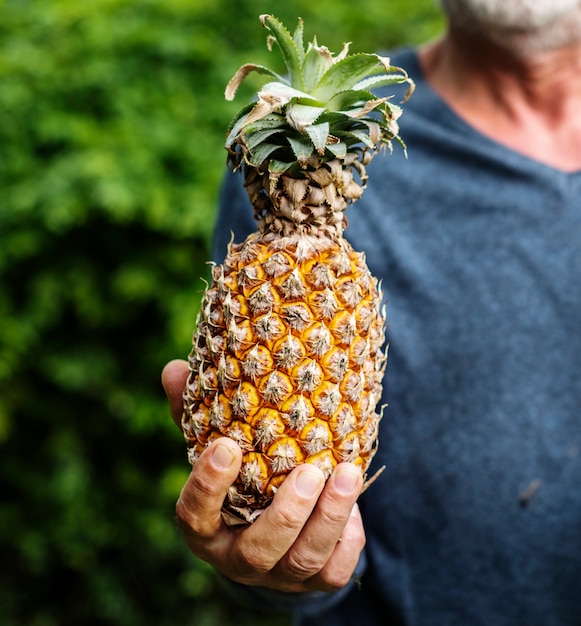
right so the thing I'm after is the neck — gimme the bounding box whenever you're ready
[418,27,581,171]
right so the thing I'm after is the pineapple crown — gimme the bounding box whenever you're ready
[224,15,414,238]
[225,14,414,177]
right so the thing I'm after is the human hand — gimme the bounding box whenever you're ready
[162,359,366,594]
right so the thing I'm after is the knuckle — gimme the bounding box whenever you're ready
[271,503,306,534]
[175,478,219,538]
[344,522,366,548]
[175,494,206,536]
[306,554,361,592]
[175,495,190,526]
[344,516,367,551]
[284,548,323,581]
[191,468,221,500]
[232,541,276,576]
[317,567,353,591]
[316,506,344,531]
[175,489,199,521]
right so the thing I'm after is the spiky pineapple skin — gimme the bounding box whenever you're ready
[182,226,386,524]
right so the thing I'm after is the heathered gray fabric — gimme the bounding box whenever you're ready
[213,49,581,625]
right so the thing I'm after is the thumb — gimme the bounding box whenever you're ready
[161,359,189,428]
[176,437,243,540]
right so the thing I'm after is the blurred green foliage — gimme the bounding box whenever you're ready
[0,1,444,624]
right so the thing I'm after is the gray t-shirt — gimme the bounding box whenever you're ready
[213,48,581,626]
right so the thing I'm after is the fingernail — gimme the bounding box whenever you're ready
[296,469,323,497]
[211,443,235,469]
[335,466,361,495]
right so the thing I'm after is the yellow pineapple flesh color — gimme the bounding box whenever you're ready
[182,227,386,524]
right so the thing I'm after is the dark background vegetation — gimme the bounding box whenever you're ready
[0,1,443,624]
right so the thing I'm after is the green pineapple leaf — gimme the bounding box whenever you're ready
[305,122,330,154]
[287,134,315,162]
[244,128,285,152]
[247,141,282,166]
[326,141,348,158]
[260,14,305,92]
[292,17,305,65]
[286,103,326,132]
[268,159,294,173]
[354,72,415,93]
[225,102,256,148]
[336,128,376,149]
[302,41,334,92]
[312,53,392,102]
[326,89,382,114]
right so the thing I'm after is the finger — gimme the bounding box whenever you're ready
[176,437,243,548]
[161,359,189,428]
[274,463,363,586]
[306,502,366,592]
[228,465,326,581]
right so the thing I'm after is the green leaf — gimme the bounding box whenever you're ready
[326,142,347,158]
[248,141,282,166]
[269,159,293,173]
[232,82,319,135]
[302,43,333,93]
[305,122,330,154]
[261,14,305,91]
[326,89,378,113]
[353,72,412,92]
[334,129,375,149]
[312,53,387,102]
[225,102,256,147]
[244,114,287,134]
[286,134,315,161]
[244,128,284,151]
[286,103,326,132]
[292,17,305,65]
[317,110,359,129]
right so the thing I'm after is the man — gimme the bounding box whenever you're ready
[162,0,581,623]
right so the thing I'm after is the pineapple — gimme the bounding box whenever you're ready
[181,15,413,525]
